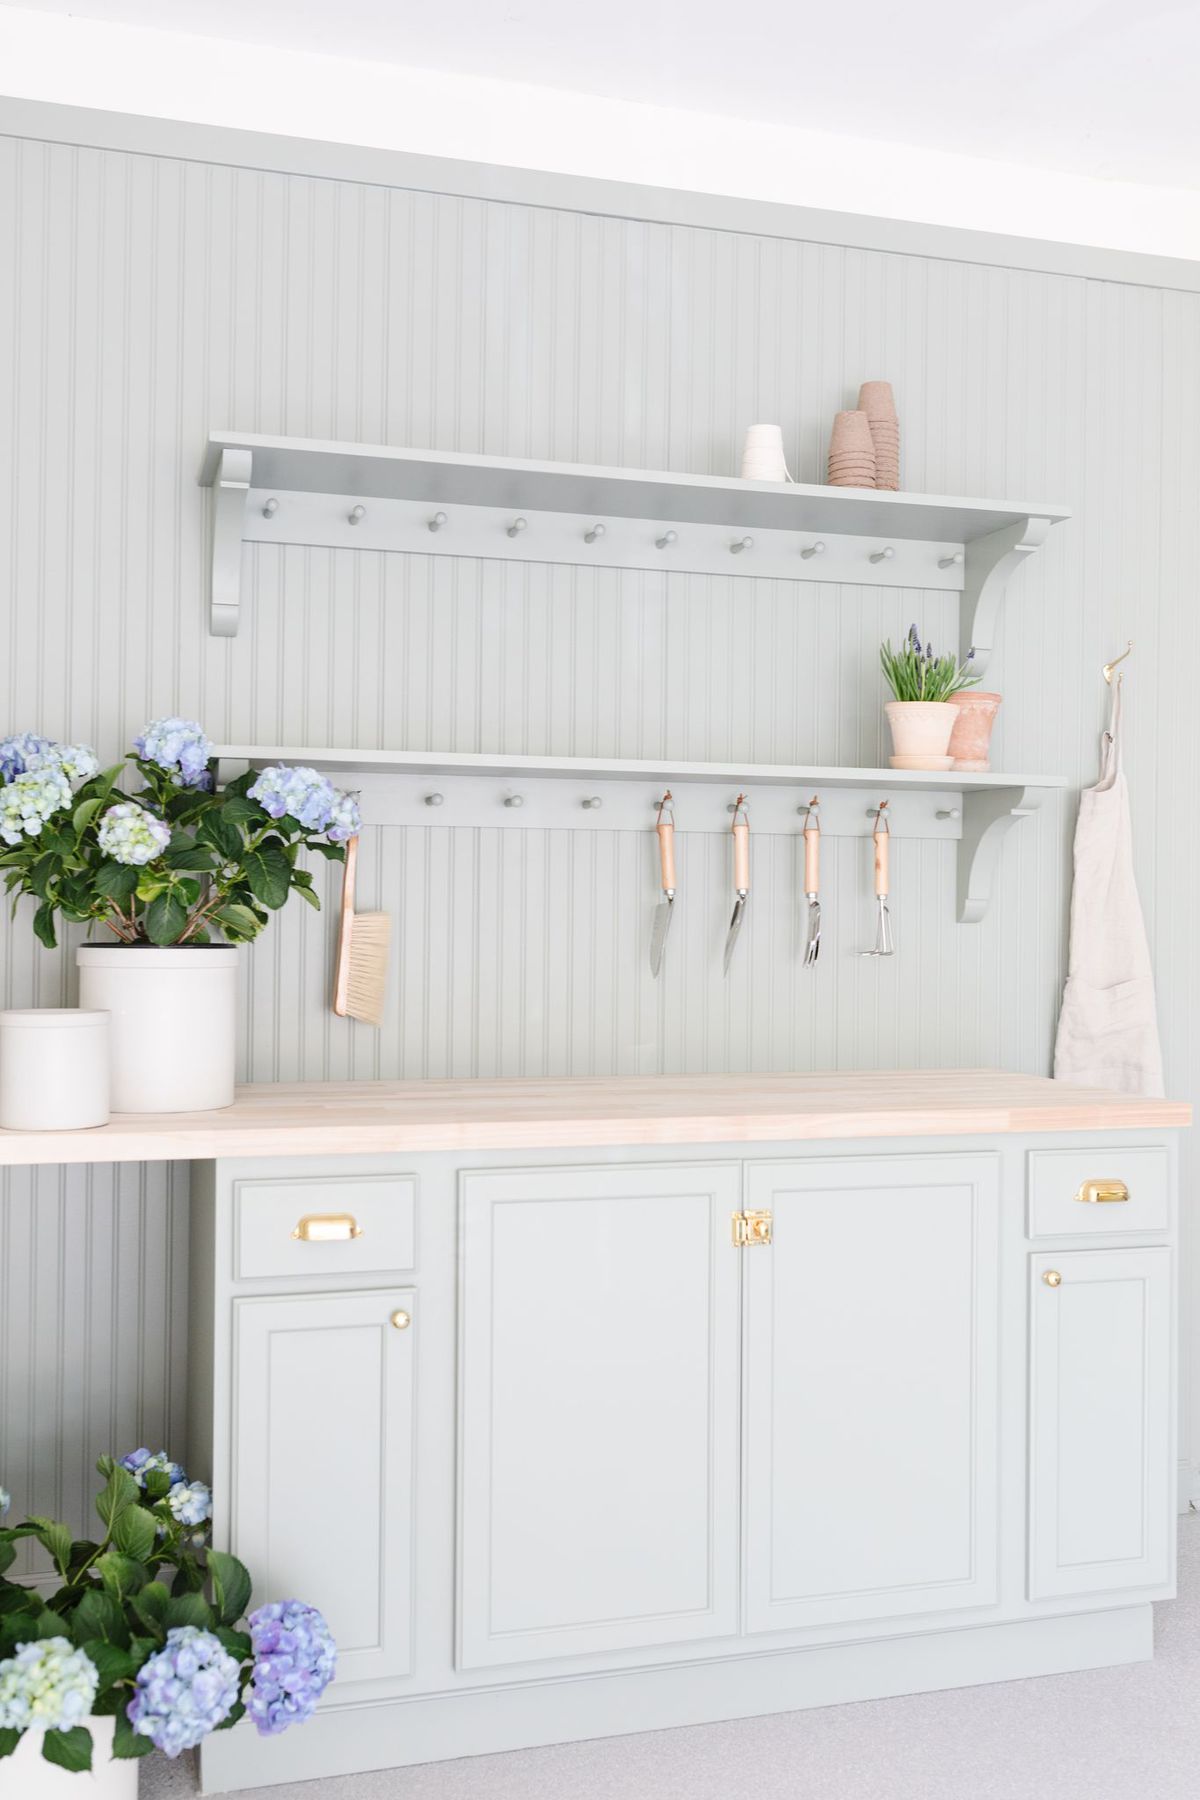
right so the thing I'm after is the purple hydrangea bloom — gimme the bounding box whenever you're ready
[126,1627,241,1757]
[324,790,362,843]
[0,733,55,782]
[247,766,336,831]
[246,1601,336,1736]
[119,1447,187,1489]
[135,718,214,789]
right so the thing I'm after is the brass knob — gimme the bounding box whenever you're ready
[390,1309,411,1330]
[1043,1270,1062,1288]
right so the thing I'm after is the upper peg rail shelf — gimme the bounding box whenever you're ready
[199,432,1070,666]
[214,745,1068,925]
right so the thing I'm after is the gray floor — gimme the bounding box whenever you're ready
[144,1520,1200,1800]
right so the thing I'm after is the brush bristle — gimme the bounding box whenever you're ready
[343,912,391,1027]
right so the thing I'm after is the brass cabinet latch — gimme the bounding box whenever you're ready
[292,1212,363,1242]
[1074,1179,1129,1205]
[732,1209,772,1248]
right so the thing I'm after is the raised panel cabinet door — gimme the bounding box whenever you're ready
[743,1154,1000,1634]
[457,1163,742,1668]
[1029,1248,1172,1600]
[231,1290,414,1685]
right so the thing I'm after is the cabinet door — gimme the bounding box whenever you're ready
[232,1290,414,1685]
[744,1155,1000,1634]
[458,1163,741,1668]
[1029,1248,1172,1599]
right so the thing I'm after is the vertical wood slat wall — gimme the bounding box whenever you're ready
[1,133,1196,1542]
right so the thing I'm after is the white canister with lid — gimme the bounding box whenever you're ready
[0,1009,110,1131]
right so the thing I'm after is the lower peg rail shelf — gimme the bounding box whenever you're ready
[216,745,1067,924]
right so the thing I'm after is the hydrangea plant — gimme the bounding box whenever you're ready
[0,1455,335,1774]
[0,720,361,948]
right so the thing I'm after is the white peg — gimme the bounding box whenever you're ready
[424,792,445,807]
[939,551,964,569]
[507,517,528,539]
[730,535,754,555]
[428,511,447,533]
[581,796,603,809]
[936,808,961,821]
[801,539,825,559]
[503,794,525,808]
[656,530,678,550]
[870,545,895,563]
[584,523,606,544]
[349,505,366,526]
[261,497,279,518]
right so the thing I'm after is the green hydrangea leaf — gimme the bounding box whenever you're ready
[95,1464,139,1534]
[71,1589,129,1649]
[25,1517,73,1577]
[112,1712,154,1760]
[110,1506,157,1562]
[93,860,138,901]
[0,1727,19,1760]
[96,1550,150,1602]
[41,1726,93,1773]
[207,1550,252,1628]
[144,891,189,945]
[163,1591,215,1631]
[243,840,291,909]
[32,902,57,949]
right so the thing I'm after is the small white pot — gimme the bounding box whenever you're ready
[884,700,958,771]
[0,1010,110,1131]
[5,1716,138,1798]
[77,945,239,1114]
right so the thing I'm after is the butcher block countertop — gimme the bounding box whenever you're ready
[0,1070,1188,1165]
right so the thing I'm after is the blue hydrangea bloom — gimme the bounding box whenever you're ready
[246,1601,336,1736]
[135,718,214,790]
[97,802,171,866]
[248,766,337,831]
[324,791,361,843]
[167,1479,212,1528]
[126,1627,241,1757]
[0,1637,98,1733]
[0,763,73,845]
[119,1447,187,1489]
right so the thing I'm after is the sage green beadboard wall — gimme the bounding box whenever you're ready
[1,126,1197,1549]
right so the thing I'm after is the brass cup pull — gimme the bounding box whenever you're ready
[1043,1270,1063,1288]
[1075,1179,1129,1205]
[292,1213,363,1243]
[390,1309,411,1330]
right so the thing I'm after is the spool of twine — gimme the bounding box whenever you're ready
[740,423,792,482]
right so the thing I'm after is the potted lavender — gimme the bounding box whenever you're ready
[0,1455,334,1795]
[879,625,979,770]
[0,722,361,1113]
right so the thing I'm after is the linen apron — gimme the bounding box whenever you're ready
[1053,680,1164,1096]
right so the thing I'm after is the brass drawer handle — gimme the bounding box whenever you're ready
[1074,1180,1129,1205]
[292,1213,363,1243]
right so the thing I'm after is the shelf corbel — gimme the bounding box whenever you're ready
[957,786,1043,924]
[961,516,1052,676]
[208,447,254,638]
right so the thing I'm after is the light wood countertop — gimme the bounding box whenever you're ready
[0,1070,1188,1165]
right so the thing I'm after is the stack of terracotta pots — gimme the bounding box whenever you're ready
[858,380,899,489]
[826,410,876,487]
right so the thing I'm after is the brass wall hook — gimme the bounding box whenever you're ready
[1103,640,1133,685]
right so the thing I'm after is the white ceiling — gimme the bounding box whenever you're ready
[11,0,1200,187]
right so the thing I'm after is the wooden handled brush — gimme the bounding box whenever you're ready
[332,835,390,1027]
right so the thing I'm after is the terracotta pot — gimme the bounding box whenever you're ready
[948,690,1002,771]
[884,700,957,771]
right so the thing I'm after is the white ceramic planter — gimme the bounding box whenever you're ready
[77,945,239,1114]
[884,700,958,771]
[5,1716,137,1799]
[0,1010,110,1131]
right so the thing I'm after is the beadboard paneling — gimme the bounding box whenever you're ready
[1,131,1197,1538]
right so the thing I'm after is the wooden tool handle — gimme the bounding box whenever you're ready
[874,823,889,896]
[733,810,750,892]
[804,824,819,892]
[657,817,676,890]
[332,835,358,1017]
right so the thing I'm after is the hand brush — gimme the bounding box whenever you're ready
[332,835,391,1027]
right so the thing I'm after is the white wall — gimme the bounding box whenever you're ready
[1,111,1197,1544]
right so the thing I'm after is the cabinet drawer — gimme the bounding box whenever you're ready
[234,1175,416,1279]
[1027,1149,1169,1240]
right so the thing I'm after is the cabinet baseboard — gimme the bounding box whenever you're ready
[199,1604,1153,1794]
